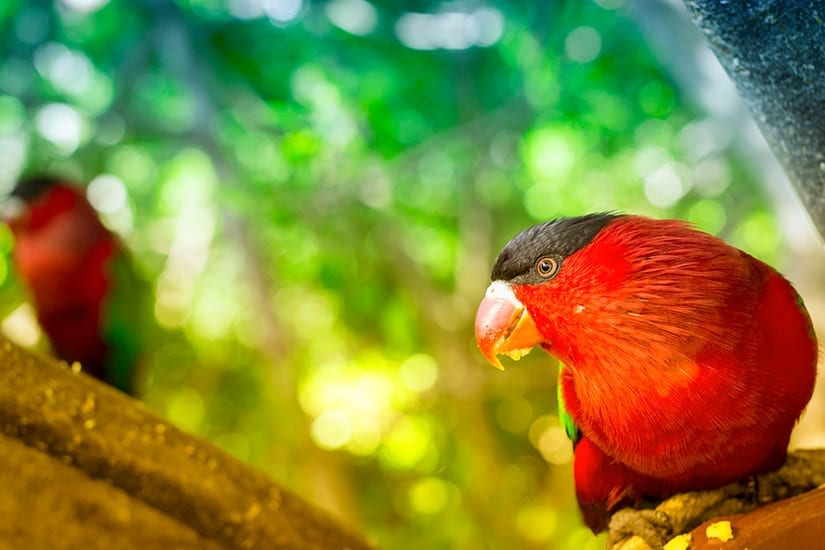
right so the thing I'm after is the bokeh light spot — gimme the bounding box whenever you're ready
[685,199,727,235]
[2,304,41,348]
[87,174,128,214]
[311,409,353,450]
[380,416,432,470]
[408,477,450,514]
[227,0,264,19]
[565,27,602,63]
[474,8,504,47]
[264,0,302,23]
[395,8,503,50]
[693,157,731,197]
[399,353,438,393]
[60,0,110,13]
[538,425,573,465]
[529,415,573,465]
[35,103,86,155]
[524,128,578,181]
[644,163,688,209]
[326,0,378,36]
[34,42,94,97]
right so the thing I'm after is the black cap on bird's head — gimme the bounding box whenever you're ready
[2,175,82,227]
[491,213,621,284]
[10,175,65,202]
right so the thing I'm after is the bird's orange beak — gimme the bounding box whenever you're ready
[474,281,544,370]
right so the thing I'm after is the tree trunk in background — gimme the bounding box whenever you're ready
[682,0,825,238]
[0,338,371,550]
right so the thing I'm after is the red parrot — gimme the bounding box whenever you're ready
[474,214,817,533]
[3,176,141,394]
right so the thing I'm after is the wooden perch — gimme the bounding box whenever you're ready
[0,337,372,549]
[686,485,825,549]
[607,450,825,549]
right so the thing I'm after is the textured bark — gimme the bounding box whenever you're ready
[0,337,371,550]
[608,450,825,549]
[609,487,825,550]
[681,0,825,237]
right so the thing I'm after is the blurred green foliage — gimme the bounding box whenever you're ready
[0,0,782,548]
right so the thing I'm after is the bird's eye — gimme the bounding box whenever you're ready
[535,257,559,278]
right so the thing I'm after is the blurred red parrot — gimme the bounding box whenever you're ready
[474,214,817,532]
[3,176,141,394]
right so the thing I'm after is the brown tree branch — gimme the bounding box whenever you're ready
[0,337,372,549]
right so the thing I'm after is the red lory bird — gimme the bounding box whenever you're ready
[474,213,817,532]
[3,176,141,394]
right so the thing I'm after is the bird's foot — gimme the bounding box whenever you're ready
[607,507,672,550]
[754,449,825,504]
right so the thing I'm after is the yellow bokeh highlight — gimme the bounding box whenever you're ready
[408,477,451,515]
[529,415,573,465]
[311,409,353,450]
[297,348,446,458]
[399,353,439,392]
[379,415,435,471]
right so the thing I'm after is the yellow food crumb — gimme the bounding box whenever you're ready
[663,533,692,550]
[705,520,734,542]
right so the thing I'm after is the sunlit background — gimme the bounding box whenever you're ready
[1,0,824,548]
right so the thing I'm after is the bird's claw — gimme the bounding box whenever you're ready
[607,507,673,550]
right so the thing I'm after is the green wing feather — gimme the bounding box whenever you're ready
[557,363,581,444]
[101,249,146,394]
